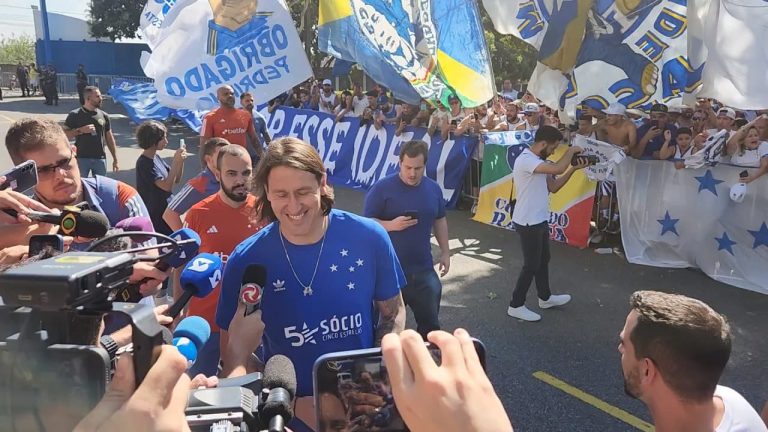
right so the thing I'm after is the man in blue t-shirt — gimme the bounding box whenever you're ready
[363,140,450,339]
[634,103,677,159]
[216,137,405,432]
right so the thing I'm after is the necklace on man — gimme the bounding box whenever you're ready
[279,217,328,296]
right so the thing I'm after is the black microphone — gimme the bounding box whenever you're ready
[260,355,297,432]
[112,227,201,303]
[3,206,109,237]
[240,264,267,316]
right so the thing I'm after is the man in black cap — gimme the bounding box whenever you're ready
[633,103,677,159]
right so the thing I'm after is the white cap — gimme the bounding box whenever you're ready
[730,182,747,203]
[322,79,332,86]
[523,103,539,113]
[605,102,626,116]
[717,107,736,120]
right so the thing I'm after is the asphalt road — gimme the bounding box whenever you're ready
[1,93,766,431]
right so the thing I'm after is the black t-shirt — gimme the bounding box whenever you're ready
[65,107,111,159]
[136,154,172,235]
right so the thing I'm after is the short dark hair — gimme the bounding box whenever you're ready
[5,118,68,164]
[534,125,563,145]
[240,91,252,101]
[216,144,250,170]
[135,120,167,149]
[399,140,428,164]
[629,291,731,402]
[201,137,230,165]
[251,137,334,222]
[677,127,693,136]
[365,89,379,98]
[83,86,100,97]
[734,118,748,129]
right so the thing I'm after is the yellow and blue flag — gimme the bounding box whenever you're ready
[318,0,494,107]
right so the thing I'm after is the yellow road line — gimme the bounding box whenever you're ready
[0,113,15,122]
[533,371,655,432]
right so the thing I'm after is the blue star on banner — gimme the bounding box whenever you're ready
[747,222,768,249]
[714,232,737,255]
[694,169,724,196]
[657,211,680,236]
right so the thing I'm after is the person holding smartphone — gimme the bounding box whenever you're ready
[633,103,677,159]
[364,140,451,339]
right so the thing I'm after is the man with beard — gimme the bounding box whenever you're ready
[619,291,766,431]
[63,86,119,177]
[240,91,271,164]
[201,85,261,154]
[507,126,587,322]
[181,144,267,376]
[217,137,405,432]
[633,103,677,159]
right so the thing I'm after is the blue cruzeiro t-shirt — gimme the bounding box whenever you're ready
[363,173,446,274]
[216,209,405,397]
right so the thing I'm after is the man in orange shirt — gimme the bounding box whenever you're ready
[181,144,267,376]
[200,85,263,159]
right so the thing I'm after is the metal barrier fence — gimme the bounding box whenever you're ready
[1,72,153,95]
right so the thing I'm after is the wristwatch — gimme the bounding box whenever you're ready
[99,335,119,361]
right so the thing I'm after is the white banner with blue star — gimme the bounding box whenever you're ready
[615,159,768,294]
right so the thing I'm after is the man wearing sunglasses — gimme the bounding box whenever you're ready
[5,118,151,238]
[517,103,549,131]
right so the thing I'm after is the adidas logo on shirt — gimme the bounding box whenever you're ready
[207,225,219,234]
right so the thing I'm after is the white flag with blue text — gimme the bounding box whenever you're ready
[615,159,768,295]
[139,0,312,111]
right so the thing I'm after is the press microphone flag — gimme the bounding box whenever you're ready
[240,264,267,317]
[165,253,222,318]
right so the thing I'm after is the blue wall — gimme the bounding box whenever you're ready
[35,40,148,76]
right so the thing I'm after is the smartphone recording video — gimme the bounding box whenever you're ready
[314,341,486,432]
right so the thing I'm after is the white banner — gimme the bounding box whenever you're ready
[688,0,768,110]
[572,134,626,181]
[139,0,312,111]
[615,159,768,295]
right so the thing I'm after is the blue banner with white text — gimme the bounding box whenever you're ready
[264,107,476,208]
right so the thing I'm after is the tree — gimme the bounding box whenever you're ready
[88,0,143,41]
[479,9,537,89]
[0,35,36,65]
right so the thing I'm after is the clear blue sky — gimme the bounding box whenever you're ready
[0,0,91,39]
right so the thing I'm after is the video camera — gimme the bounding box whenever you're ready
[0,249,168,430]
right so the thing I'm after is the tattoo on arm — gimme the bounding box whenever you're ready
[375,294,405,345]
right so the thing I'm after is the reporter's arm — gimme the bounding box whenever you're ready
[74,345,191,432]
[162,207,184,232]
[382,329,514,432]
[221,305,265,377]
[0,187,53,224]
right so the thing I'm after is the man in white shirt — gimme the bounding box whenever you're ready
[619,290,767,432]
[507,126,586,322]
[351,83,369,116]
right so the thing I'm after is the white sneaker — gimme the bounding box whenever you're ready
[507,306,541,322]
[539,294,572,309]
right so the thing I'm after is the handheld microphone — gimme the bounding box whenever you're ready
[260,355,297,432]
[113,227,201,303]
[114,216,155,243]
[165,253,222,318]
[172,315,211,367]
[240,264,267,317]
[3,207,109,237]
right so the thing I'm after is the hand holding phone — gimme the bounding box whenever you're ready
[0,160,37,193]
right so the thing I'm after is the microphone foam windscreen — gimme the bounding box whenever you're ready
[74,210,110,238]
[173,315,211,351]
[263,354,297,399]
[179,253,222,297]
[165,228,202,268]
[114,216,155,243]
